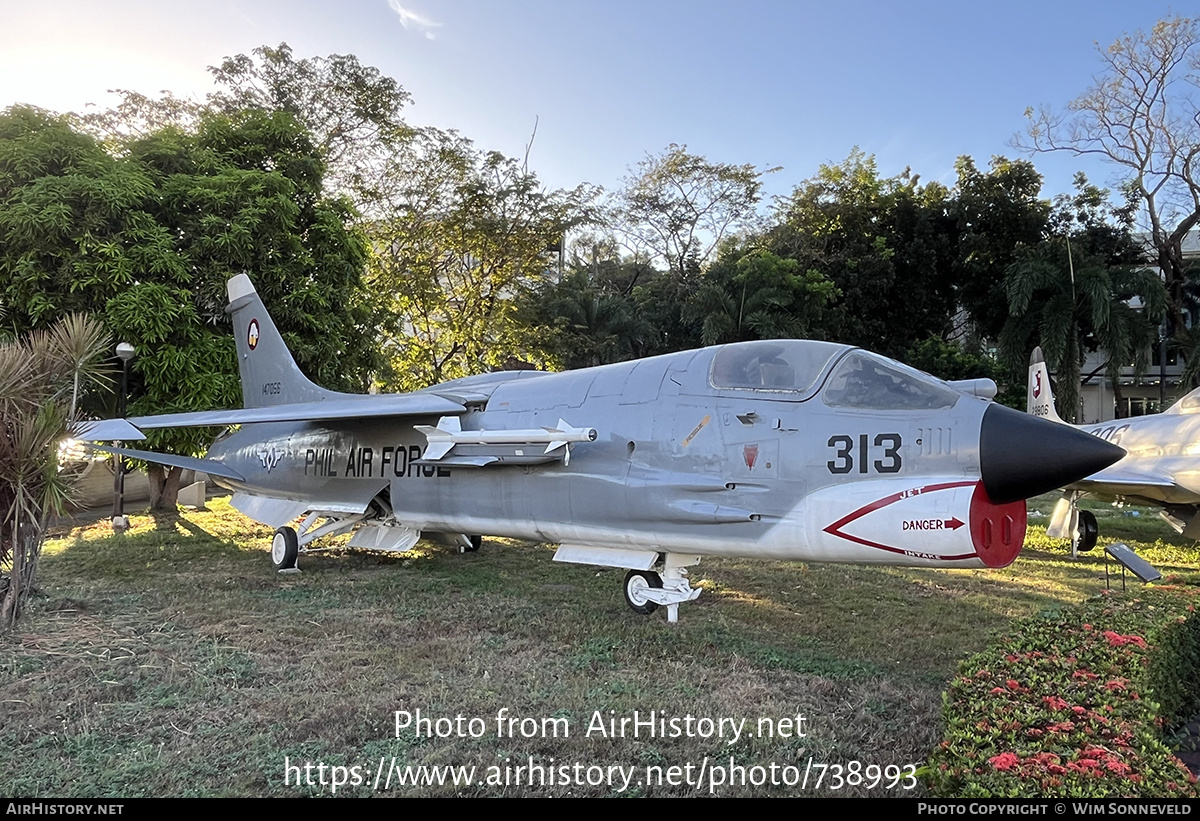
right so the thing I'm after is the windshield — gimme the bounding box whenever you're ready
[821,351,961,410]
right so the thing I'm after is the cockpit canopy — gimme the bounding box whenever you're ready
[1168,386,1200,415]
[709,340,848,399]
[708,340,961,410]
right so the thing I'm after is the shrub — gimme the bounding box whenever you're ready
[927,578,1200,797]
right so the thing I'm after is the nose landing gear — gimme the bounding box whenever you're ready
[621,554,702,622]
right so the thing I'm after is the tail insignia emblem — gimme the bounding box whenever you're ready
[248,319,260,351]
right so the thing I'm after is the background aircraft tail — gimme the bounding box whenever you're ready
[1027,346,1065,423]
[226,274,341,408]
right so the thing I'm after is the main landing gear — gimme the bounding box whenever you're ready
[269,505,482,572]
[1075,509,1098,553]
[1047,492,1099,556]
[271,526,299,571]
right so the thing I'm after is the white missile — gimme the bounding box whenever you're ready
[416,417,598,464]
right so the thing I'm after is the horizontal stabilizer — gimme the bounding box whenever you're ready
[84,444,245,482]
[74,419,146,442]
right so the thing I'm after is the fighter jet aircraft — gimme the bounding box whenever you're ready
[1028,346,1200,553]
[77,276,1123,620]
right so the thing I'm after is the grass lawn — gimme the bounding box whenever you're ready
[2,494,1197,797]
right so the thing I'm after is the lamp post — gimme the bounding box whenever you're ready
[112,342,136,532]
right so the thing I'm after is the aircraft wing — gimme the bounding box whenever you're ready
[1069,468,1178,496]
[75,394,467,442]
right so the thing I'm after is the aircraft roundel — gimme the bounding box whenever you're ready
[247,319,260,351]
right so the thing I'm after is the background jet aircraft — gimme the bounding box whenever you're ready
[78,276,1123,621]
[1028,346,1200,553]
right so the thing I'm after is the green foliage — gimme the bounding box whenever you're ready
[367,128,599,389]
[950,157,1050,342]
[901,337,1024,409]
[998,178,1163,423]
[206,42,413,199]
[616,144,772,276]
[766,149,959,357]
[927,583,1200,798]
[0,107,157,329]
[0,105,378,494]
[512,268,658,370]
[683,246,839,346]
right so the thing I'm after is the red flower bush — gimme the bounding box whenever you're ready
[926,582,1200,798]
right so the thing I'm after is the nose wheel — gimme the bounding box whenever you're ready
[624,570,663,615]
[620,555,703,622]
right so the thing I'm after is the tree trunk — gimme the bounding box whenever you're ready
[1111,378,1126,419]
[1057,332,1082,424]
[0,510,42,633]
[147,463,185,511]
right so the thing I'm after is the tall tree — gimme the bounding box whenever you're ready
[206,43,413,201]
[1,314,109,630]
[615,144,773,278]
[683,246,839,346]
[1021,15,1200,346]
[766,149,959,357]
[999,180,1163,422]
[367,128,599,389]
[950,156,1050,342]
[0,105,378,508]
[77,43,413,204]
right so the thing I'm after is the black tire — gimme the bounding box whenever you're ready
[271,526,299,570]
[1077,510,1099,553]
[623,569,662,615]
[456,534,483,554]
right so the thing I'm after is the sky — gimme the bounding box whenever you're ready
[0,1,1181,206]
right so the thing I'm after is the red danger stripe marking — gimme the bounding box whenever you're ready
[823,481,977,561]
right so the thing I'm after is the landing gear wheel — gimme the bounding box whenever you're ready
[624,569,662,615]
[1077,510,1099,553]
[456,535,482,554]
[271,526,299,570]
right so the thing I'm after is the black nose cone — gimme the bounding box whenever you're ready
[980,403,1125,504]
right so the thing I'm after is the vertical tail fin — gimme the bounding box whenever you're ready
[226,274,341,408]
[1027,346,1064,423]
